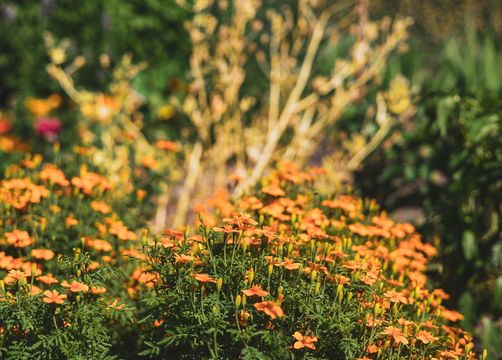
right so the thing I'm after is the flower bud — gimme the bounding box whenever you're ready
[287,242,293,256]
[184,225,191,239]
[247,268,254,284]
[482,349,488,360]
[235,295,242,308]
[242,294,247,307]
[347,291,353,302]
[267,264,273,277]
[0,280,5,292]
[310,270,317,283]
[217,278,223,292]
[31,264,37,277]
[314,281,321,295]
[278,286,284,295]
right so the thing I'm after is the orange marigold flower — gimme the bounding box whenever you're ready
[87,239,113,252]
[91,200,111,214]
[153,319,164,327]
[141,156,157,169]
[61,280,89,293]
[384,290,408,304]
[4,269,29,284]
[381,326,409,345]
[5,230,33,248]
[212,225,238,234]
[275,258,302,271]
[31,249,55,260]
[242,285,269,297]
[416,330,438,344]
[192,273,217,283]
[366,344,378,354]
[155,140,178,152]
[174,254,194,264]
[254,301,284,319]
[90,286,107,295]
[292,332,318,350]
[38,274,59,285]
[439,307,464,322]
[43,290,67,304]
[39,164,70,186]
[261,183,286,197]
[65,213,79,227]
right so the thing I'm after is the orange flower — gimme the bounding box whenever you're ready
[242,285,269,297]
[254,301,284,319]
[61,280,89,293]
[141,156,157,169]
[43,290,67,304]
[384,290,408,304]
[292,332,318,350]
[87,239,113,252]
[90,286,107,295]
[91,200,111,214]
[155,140,178,152]
[4,269,29,284]
[366,344,378,354]
[381,326,408,345]
[261,183,286,197]
[175,254,194,264]
[71,172,112,195]
[5,230,33,248]
[38,274,59,285]
[31,249,55,260]
[416,330,438,344]
[192,273,217,283]
[275,258,301,270]
[39,164,69,186]
[65,213,79,227]
[439,308,464,322]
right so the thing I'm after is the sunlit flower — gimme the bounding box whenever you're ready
[61,280,89,293]
[43,290,67,304]
[38,274,59,285]
[254,301,284,319]
[416,330,438,344]
[242,285,269,297]
[192,273,217,283]
[5,230,33,248]
[292,332,317,350]
[31,249,55,260]
[381,326,408,345]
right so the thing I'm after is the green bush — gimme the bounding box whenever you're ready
[0,0,189,105]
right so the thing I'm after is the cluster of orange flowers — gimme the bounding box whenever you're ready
[0,157,481,358]
[140,162,478,359]
[0,157,136,314]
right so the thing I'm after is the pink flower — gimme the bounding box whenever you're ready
[0,118,11,135]
[35,117,62,141]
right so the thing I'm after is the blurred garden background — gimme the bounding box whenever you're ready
[0,0,501,357]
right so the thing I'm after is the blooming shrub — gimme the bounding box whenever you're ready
[0,157,137,358]
[139,164,477,359]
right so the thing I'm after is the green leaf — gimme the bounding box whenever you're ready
[436,96,456,137]
[492,276,502,310]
